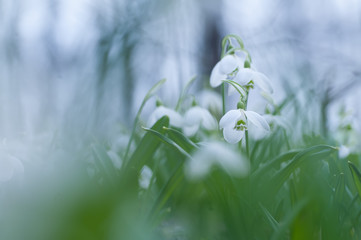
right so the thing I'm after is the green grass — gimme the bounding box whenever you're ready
[1,36,361,240]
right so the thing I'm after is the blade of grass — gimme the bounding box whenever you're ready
[92,143,119,185]
[259,203,279,232]
[122,116,169,176]
[147,162,184,225]
[163,127,198,153]
[265,145,337,195]
[123,78,167,162]
[175,76,196,111]
[142,127,192,159]
[348,161,361,199]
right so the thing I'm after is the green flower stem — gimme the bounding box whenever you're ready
[245,130,250,160]
[244,90,250,160]
[221,83,226,115]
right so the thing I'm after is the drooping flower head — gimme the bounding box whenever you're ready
[210,54,243,88]
[147,105,183,128]
[183,106,217,136]
[219,108,270,144]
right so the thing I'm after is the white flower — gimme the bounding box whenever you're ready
[139,165,154,189]
[183,106,217,136]
[219,109,270,144]
[147,106,183,128]
[0,154,24,183]
[229,68,273,95]
[185,141,249,180]
[338,145,350,159]
[198,90,222,116]
[210,55,243,87]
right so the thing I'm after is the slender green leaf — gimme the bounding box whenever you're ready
[124,78,167,161]
[92,143,119,184]
[271,199,308,240]
[266,145,337,195]
[163,127,198,153]
[142,127,192,159]
[148,162,184,224]
[348,161,361,199]
[122,116,169,175]
[259,204,279,232]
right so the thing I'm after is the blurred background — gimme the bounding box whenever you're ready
[1,1,361,239]
[0,0,361,143]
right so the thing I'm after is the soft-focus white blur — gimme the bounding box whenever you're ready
[0,0,360,143]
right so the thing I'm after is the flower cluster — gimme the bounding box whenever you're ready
[209,39,273,144]
[210,52,273,96]
[146,36,272,144]
[147,104,218,137]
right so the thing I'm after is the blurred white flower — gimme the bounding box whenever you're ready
[198,90,222,116]
[183,106,217,136]
[338,145,350,159]
[185,141,249,180]
[139,165,154,189]
[219,109,270,144]
[147,106,183,128]
[0,154,24,183]
[210,55,243,87]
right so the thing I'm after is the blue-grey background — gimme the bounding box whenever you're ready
[0,0,360,141]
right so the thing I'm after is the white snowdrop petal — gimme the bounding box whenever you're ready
[200,109,217,130]
[338,145,350,158]
[210,62,226,87]
[234,68,273,94]
[234,68,255,85]
[244,110,270,131]
[198,90,222,114]
[185,154,212,180]
[219,110,242,128]
[223,126,245,144]
[153,106,183,128]
[183,125,200,137]
[185,141,250,180]
[184,106,203,126]
[139,165,153,189]
[254,72,273,94]
[247,122,269,140]
[219,55,239,74]
[217,152,250,177]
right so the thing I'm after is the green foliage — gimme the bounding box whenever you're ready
[1,35,361,240]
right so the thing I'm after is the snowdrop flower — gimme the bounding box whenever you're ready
[210,55,243,87]
[219,109,270,144]
[0,154,24,183]
[183,106,217,136]
[198,90,222,116]
[147,106,183,128]
[139,165,153,189]
[229,68,273,95]
[185,141,249,180]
